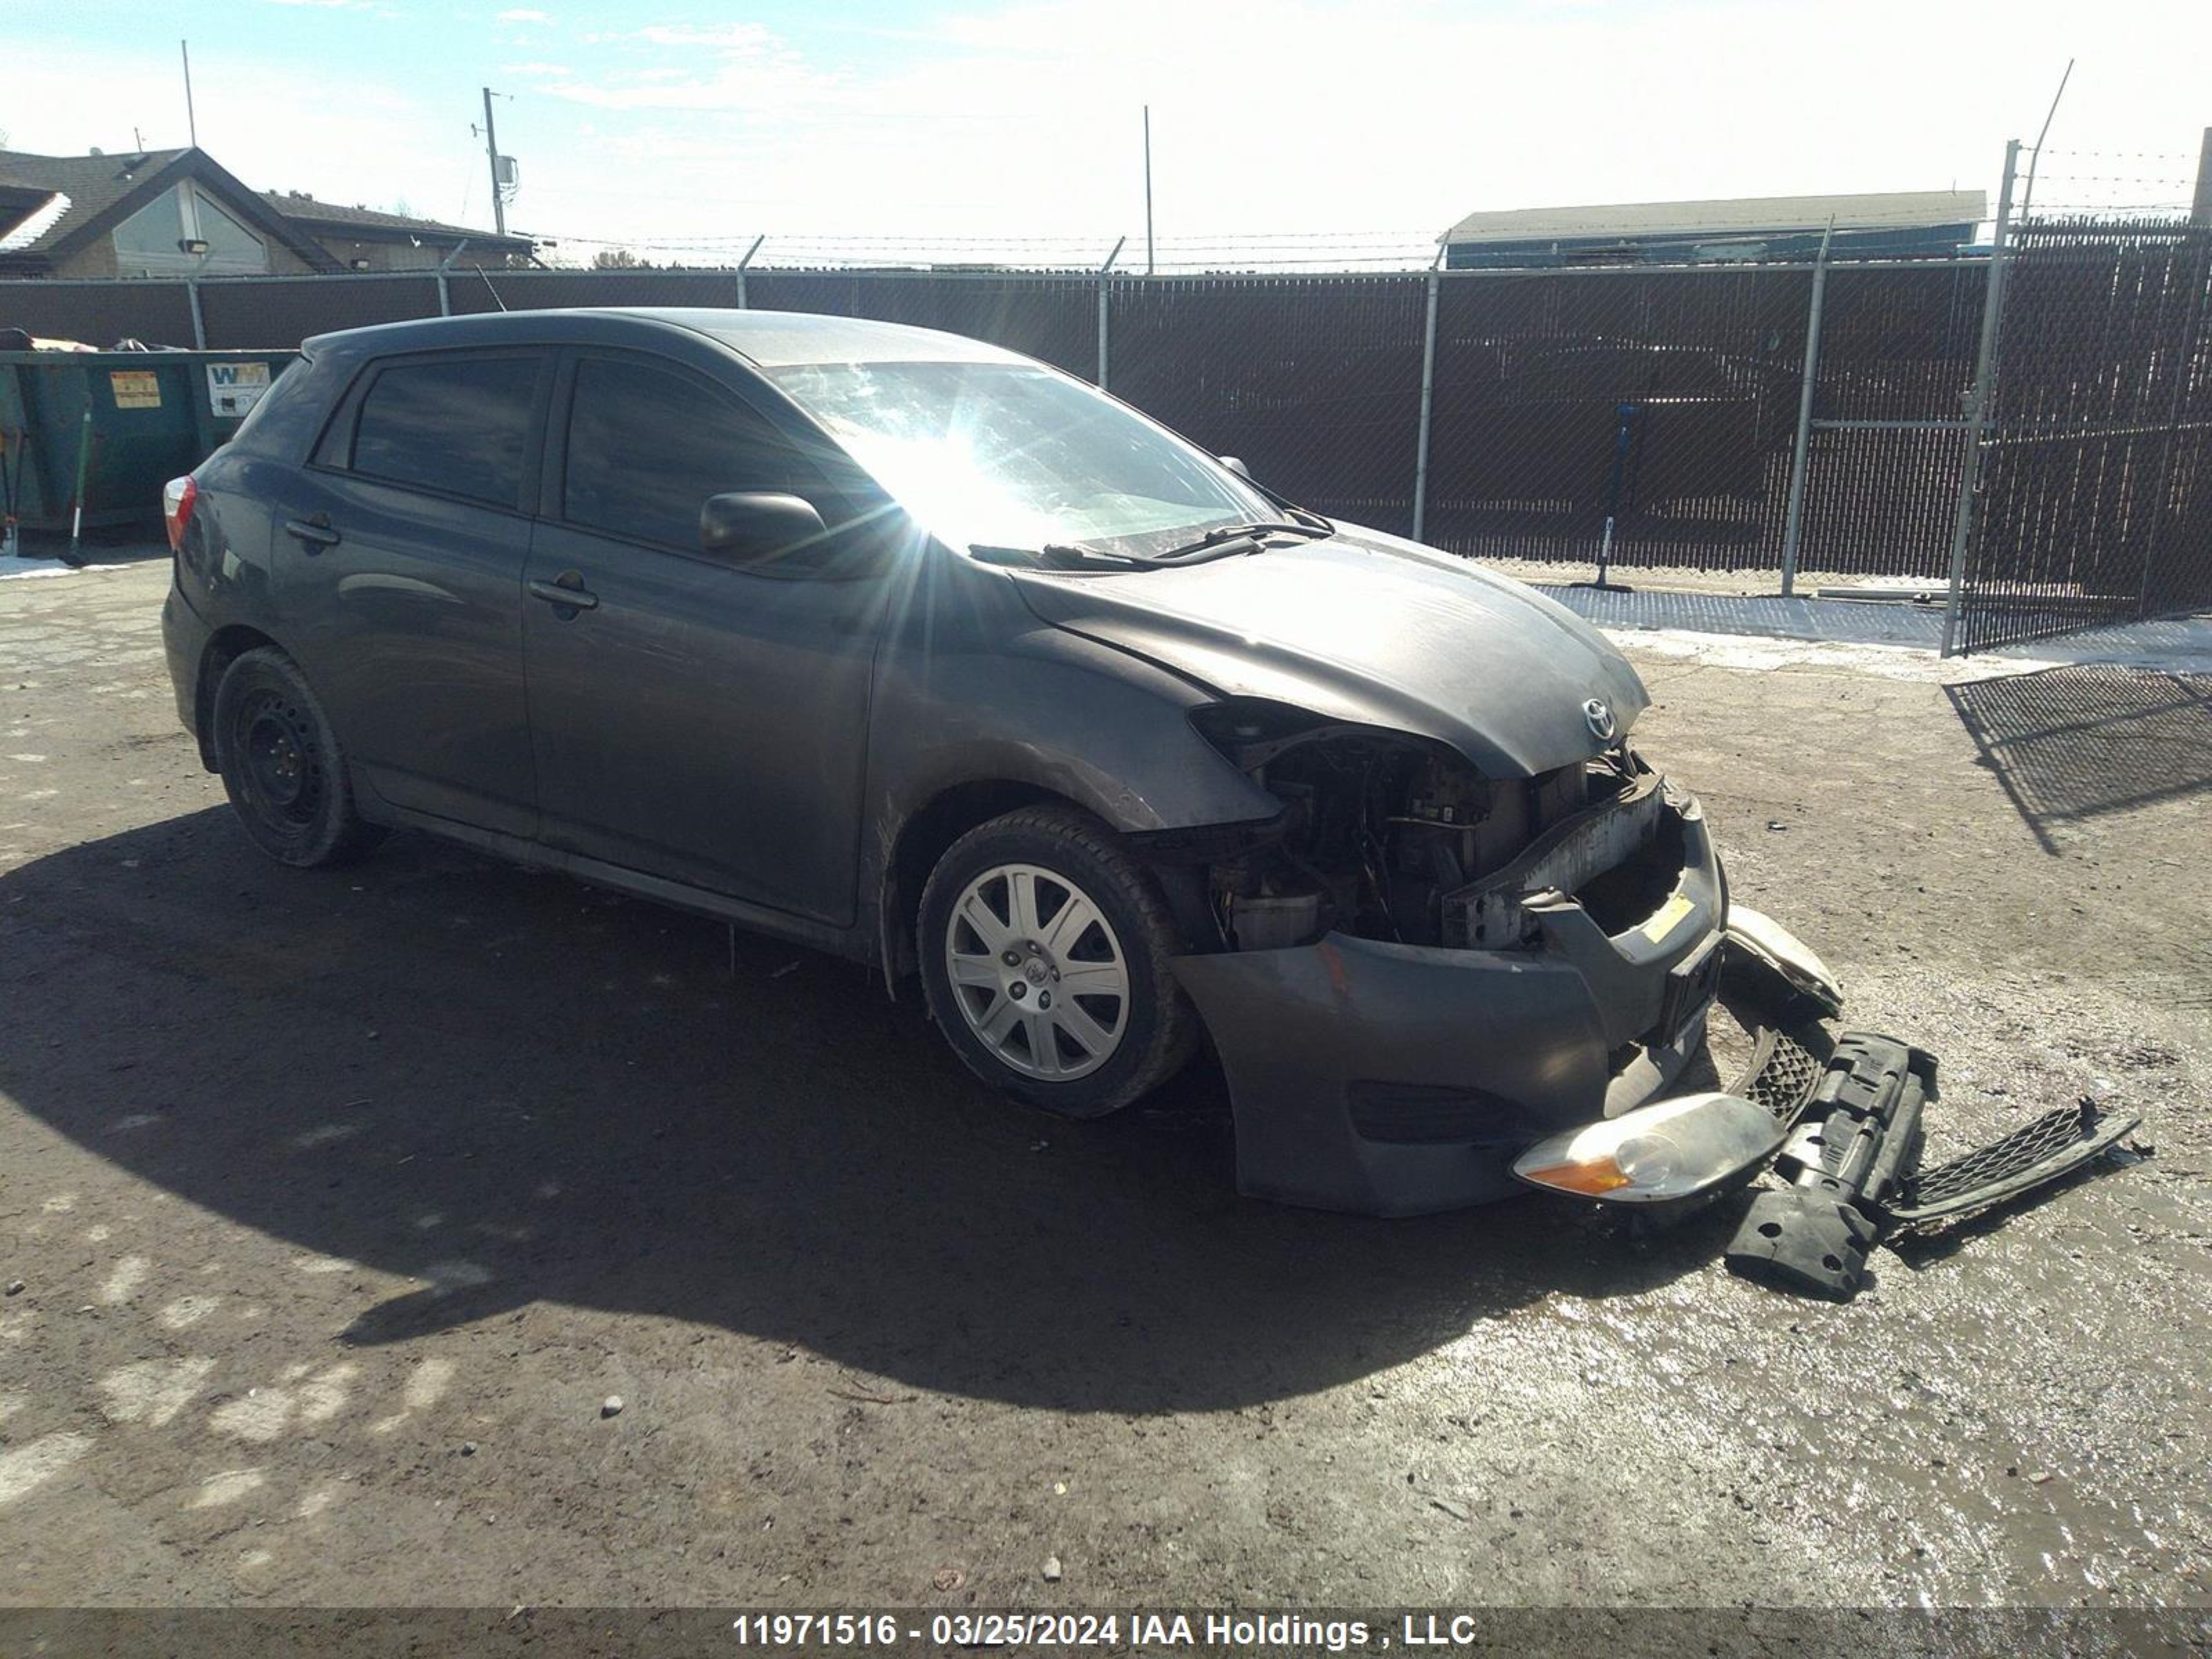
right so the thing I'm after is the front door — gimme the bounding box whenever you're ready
[521,352,882,925]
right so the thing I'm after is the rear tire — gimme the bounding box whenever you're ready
[212,647,384,868]
[919,804,1197,1118]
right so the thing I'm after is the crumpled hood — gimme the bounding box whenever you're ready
[1004,522,1649,778]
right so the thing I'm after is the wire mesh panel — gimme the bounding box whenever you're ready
[0,281,198,349]
[445,267,742,315]
[1959,221,2212,653]
[198,276,442,348]
[1794,262,1985,580]
[744,271,1096,379]
[1423,266,1810,570]
[1104,275,1425,534]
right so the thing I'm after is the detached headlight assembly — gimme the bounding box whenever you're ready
[1512,1092,1785,1206]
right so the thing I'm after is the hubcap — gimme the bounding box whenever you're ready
[944,863,1130,1081]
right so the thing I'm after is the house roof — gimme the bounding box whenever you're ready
[1441,189,1989,245]
[261,191,532,250]
[0,147,341,274]
[0,147,532,274]
[0,147,194,254]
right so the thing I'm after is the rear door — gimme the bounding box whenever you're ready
[520,350,883,924]
[282,348,550,838]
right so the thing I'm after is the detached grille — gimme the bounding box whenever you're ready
[1735,1027,1826,1125]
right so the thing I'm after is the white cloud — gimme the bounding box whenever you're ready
[631,23,772,48]
[541,21,845,113]
[15,0,2212,259]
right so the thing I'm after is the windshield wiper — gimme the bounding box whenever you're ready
[968,542,1153,571]
[1155,518,1334,561]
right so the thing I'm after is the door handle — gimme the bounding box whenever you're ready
[284,514,341,551]
[528,574,599,612]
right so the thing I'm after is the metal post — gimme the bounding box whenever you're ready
[1778,220,1835,596]
[180,40,198,147]
[1096,236,1125,388]
[1940,138,2021,657]
[435,238,469,318]
[735,235,765,309]
[1412,254,1442,544]
[185,276,207,348]
[1143,106,1154,277]
[2193,127,2212,227]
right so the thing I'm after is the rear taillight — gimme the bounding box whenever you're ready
[163,475,198,552]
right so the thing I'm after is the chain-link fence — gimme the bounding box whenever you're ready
[1796,261,1987,581]
[1107,276,1426,534]
[1423,265,1810,570]
[1954,221,2212,653]
[24,241,2212,620]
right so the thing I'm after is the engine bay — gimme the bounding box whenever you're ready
[1188,704,1677,953]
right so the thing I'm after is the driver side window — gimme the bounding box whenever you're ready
[561,355,834,559]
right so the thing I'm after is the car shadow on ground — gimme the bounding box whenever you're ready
[1,808,1743,1414]
[1947,664,2212,853]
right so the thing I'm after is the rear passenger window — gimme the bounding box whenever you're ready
[348,355,540,507]
[563,356,818,552]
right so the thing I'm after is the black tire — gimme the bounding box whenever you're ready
[211,647,385,868]
[919,803,1197,1118]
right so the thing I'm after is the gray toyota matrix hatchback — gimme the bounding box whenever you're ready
[162,307,1808,1217]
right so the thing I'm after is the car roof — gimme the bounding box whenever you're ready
[301,306,1032,370]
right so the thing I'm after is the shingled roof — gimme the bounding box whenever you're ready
[0,147,529,274]
[0,147,341,274]
[259,191,531,250]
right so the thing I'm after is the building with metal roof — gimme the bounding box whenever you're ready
[1438,189,1988,268]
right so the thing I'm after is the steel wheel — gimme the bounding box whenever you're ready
[211,646,385,869]
[943,862,1130,1081]
[232,688,326,829]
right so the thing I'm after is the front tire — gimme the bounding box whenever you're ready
[212,647,384,868]
[919,804,1197,1118]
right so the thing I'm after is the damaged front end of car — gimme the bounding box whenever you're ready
[1152,697,1745,1217]
[1148,694,2144,1285]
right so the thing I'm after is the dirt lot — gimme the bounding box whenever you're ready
[1,556,2208,1612]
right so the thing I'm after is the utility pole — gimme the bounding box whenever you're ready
[480,86,507,236]
[1143,104,1154,276]
[2193,126,2212,228]
[180,41,198,147]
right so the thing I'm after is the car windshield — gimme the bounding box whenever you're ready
[765,359,1278,561]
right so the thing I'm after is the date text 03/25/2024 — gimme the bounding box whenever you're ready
[729,1612,1489,1649]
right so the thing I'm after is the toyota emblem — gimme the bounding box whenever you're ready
[1582,698,1617,742]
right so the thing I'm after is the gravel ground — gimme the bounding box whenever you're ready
[0,555,2207,1613]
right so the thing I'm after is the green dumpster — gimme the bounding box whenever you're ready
[0,348,298,536]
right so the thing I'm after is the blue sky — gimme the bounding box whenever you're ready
[9,0,2209,265]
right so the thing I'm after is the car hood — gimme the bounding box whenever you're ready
[1003,522,1649,778]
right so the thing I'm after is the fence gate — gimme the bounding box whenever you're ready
[1951,221,2212,654]
[1789,261,1986,583]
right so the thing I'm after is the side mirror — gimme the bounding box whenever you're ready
[699,491,827,564]
[1218,456,1253,480]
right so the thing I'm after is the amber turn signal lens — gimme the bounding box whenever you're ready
[1515,1159,1632,1195]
